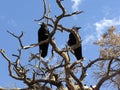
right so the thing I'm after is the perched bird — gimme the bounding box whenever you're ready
[38,22,49,58]
[68,26,83,60]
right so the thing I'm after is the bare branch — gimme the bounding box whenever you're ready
[23,39,49,49]
[106,58,114,75]
[86,58,105,69]
[96,70,120,89]
[34,0,47,21]
[7,30,24,48]
[79,58,105,81]
[56,0,66,15]
[64,11,84,17]
[0,49,23,80]
[69,70,84,90]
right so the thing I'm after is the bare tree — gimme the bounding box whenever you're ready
[0,0,120,90]
[93,26,120,90]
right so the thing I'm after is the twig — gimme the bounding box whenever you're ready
[7,30,24,48]
[96,70,120,89]
[106,58,114,75]
[34,0,47,21]
[0,49,22,80]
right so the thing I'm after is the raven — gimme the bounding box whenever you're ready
[68,26,83,60]
[38,23,49,58]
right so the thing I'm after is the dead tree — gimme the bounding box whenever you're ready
[1,0,120,90]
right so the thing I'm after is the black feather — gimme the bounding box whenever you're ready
[68,31,83,60]
[38,23,49,58]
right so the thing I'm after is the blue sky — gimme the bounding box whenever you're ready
[0,0,120,89]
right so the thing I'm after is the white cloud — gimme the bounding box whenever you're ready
[94,17,120,39]
[83,17,120,45]
[71,0,82,11]
[94,17,120,31]
[83,35,95,45]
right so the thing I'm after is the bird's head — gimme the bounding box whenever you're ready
[41,22,48,28]
[38,22,48,28]
[72,26,81,31]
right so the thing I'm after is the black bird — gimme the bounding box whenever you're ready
[68,26,83,60]
[38,23,49,58]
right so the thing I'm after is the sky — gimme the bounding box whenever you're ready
[0,0,120,89]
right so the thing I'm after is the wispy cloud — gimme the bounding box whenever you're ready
[94,17,120,31]
[71,0,82,11]
[83,35,95,45]
[83,17,120,45]
[94,17,120,39]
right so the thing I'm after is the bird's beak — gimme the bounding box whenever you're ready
[72,26,81,30]
[76,27,81,30]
